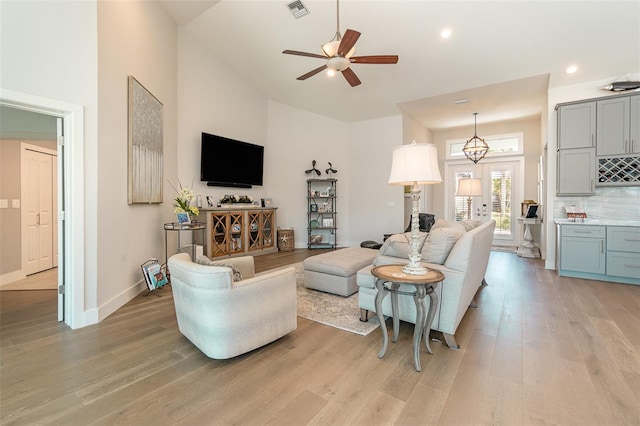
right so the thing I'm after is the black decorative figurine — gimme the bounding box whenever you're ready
[305,160,321,176]
[325,162,338,178]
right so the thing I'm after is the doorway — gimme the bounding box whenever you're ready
[1,89,84,328]
[445,158,524,247]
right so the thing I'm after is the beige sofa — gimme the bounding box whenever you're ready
[167,253,297,359]
[357,219,495,349]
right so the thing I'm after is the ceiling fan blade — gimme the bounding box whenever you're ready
[283,50,327,59]
[338,29,360,57]
[297,65,328,80]
[342,67,361,87]
[350,55,399,64]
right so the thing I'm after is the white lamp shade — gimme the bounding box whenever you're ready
[388,143,443,186]
[456,178,483,197]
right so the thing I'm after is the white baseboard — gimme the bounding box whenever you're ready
[0,270,27,287]
[97,280,148,323]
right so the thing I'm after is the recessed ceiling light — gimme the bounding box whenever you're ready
[453,98,468,104]
[566,65,578,74]
[441,28,452,39]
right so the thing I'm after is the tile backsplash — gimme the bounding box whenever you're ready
[554,186,640,221]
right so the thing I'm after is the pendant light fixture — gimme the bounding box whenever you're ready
[463,113,489,164]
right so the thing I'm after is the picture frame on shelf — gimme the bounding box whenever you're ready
[319,191,329,197]
[261,198,273,207]
[176,212,190,224]
[206,195,215,207]
[322,218,334,227]
[310,203,318,212]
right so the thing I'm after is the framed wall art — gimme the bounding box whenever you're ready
[128,75,163,204]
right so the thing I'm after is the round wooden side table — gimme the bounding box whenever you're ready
[371,264,445,372]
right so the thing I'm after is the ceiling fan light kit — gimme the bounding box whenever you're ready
[282,0,398,87]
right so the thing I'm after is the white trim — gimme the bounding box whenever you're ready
[0,88,86,329]
[0,270,27,286]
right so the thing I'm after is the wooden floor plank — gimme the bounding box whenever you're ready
[1,249,639,425]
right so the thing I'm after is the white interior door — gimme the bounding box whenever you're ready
[21,144,56,275]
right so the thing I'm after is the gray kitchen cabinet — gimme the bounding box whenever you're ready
[557,147,595,195]
[631,94,640,154]
[606,226,640,279]
[558,102,596,149]
[596,96,630,156]
[560,225,606,274]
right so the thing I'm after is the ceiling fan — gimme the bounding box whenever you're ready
[282,0,398,87]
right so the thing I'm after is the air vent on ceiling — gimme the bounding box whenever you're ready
[286,0,309,18]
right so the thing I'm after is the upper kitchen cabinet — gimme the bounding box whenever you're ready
[558,102,596,149]
[631,95,640,155]
[596,96,634,156]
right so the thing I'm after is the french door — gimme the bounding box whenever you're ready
[446,158,523,246]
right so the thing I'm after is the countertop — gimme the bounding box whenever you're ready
[554,218,640,227]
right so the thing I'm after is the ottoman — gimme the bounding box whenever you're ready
[303,247,379,296]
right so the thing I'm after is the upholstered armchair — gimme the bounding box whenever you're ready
[167,253,297,359]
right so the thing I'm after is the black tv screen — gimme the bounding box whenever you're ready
[200,132,264,188]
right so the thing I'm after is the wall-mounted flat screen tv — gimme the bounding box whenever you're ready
[200,132,264,188]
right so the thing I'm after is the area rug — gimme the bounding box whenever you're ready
[285,262,380,336]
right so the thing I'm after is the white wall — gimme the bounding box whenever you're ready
[177,29,268,205]
[348,115,404,246]
[1,0,97,327]
[266,101,350,246]
[96,1,178,320]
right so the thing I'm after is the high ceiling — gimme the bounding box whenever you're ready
[160,0,640,129]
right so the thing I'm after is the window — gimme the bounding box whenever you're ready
[446,133,523,160]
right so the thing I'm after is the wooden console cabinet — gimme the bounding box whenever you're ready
[198,207,277,259]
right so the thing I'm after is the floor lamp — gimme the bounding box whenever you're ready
[456,178,482,220]
[388,142,442,275]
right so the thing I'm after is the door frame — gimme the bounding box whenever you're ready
[444,156,525,247]
[1,88,84,329]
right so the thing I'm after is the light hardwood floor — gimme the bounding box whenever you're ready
[1,250,639,425]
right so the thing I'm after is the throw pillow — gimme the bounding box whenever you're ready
[460,219,483,231]
[378,232,428,258]
[421,223,465,264]
[195,256,243,282]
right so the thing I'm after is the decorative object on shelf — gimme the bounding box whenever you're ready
[220,194,253,205]
[601,81,640,92]
[457,178,482,220]
[322,218,334,227]
[462,113,490,164]
[176,212,191,224]
[310,219,319,229]
[305,160,321,176]
[310,234,323,244]
[325,162,338,177]
[128,76,163,204]
[169,179,199,219]
[520,200,537,217]
[388,141,442,275]
[261,198,273,207]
